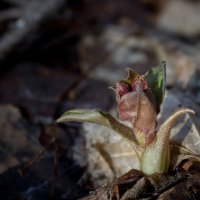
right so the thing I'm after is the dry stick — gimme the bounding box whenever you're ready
[18,137,58,176]
[18,123,58,176]
[0,0,66,63]
[18,147,46,176]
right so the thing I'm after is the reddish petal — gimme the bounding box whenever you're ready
[118,91,156,145]
[131,77,148,92]
[115,82,131,102]
[133,93,157,145]
[118,92,138,122]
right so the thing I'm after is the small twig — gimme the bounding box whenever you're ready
[18,148,46,176]
[18,123,59,176]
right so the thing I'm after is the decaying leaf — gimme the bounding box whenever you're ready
[120,177,151,200]
[80,184,111,200]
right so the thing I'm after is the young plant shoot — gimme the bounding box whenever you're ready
[56,61,195,175]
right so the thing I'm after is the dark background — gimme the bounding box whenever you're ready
[0,0,200,199]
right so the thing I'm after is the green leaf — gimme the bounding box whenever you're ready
[56,109,140,156]
[144,61,166,113]
[140,108,195,175]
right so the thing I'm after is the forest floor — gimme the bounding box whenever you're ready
[0,0,200,199]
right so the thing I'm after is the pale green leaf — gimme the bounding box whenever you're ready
[56,109,140,154]
[140,108,195,175]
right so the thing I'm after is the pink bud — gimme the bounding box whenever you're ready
[114,73,157,146]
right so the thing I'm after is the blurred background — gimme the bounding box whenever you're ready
[0,0,200,199]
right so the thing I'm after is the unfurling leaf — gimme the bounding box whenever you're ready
[140,108,195,175]
[144,61,166,113]
[56,109,140,155]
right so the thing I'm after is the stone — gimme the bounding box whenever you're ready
[157,0,200,36]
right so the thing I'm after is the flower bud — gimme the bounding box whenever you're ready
[115,70,157,146]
